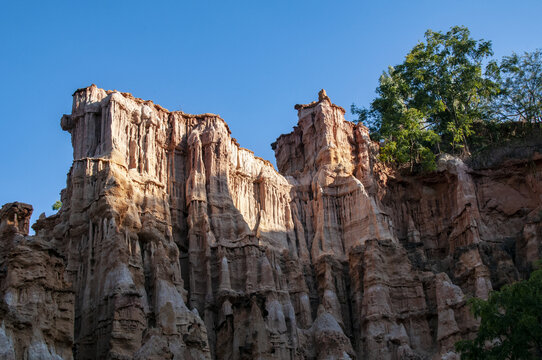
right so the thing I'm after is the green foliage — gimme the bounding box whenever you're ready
[52,200,62,211]
[489,49,542,123]
[355,26,500,172]
[455,262,542,359]
[352,67,441,172]
[468,119,542,154]
[467,49,542,156]
[390,26,497,153]
[353,28,542,172]
[378,108,439,172]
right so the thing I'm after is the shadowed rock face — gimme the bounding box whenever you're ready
[0,203,74,360]
[0,86,541,359]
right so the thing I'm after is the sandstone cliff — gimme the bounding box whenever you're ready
[0,86,540,359]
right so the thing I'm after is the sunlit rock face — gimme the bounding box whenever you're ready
[0,85,541,359]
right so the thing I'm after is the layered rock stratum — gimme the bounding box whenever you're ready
[1,86,541,359]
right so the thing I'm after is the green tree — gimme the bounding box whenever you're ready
[52,200,62,211]
[491,49,542,123]
[379,108,440,172]
[355,26,499,170]
[352,67,440,172]
[455,263,542,359]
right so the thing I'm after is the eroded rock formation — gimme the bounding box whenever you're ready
[0,203,73,360]
[0,86,541,359]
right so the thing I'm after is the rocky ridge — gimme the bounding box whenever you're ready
[0,86,540,359]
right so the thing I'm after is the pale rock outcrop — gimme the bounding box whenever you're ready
[0,86,541,359]
[0,203,73,360]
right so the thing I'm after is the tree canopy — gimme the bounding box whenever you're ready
[455,263,542,359]
[490,49,542,123]
[354,26,542,172]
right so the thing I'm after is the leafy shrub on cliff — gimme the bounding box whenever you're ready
[52,200,62,211]
[455,262,542,359]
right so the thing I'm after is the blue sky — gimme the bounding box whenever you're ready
[1,0,541,228]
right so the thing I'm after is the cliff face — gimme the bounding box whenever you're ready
[0,86,541,359]
[0,203,73,360]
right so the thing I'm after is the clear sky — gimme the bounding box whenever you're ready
[1,0,541,229]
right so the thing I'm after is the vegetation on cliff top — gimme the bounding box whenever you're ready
[353,26,542,172]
